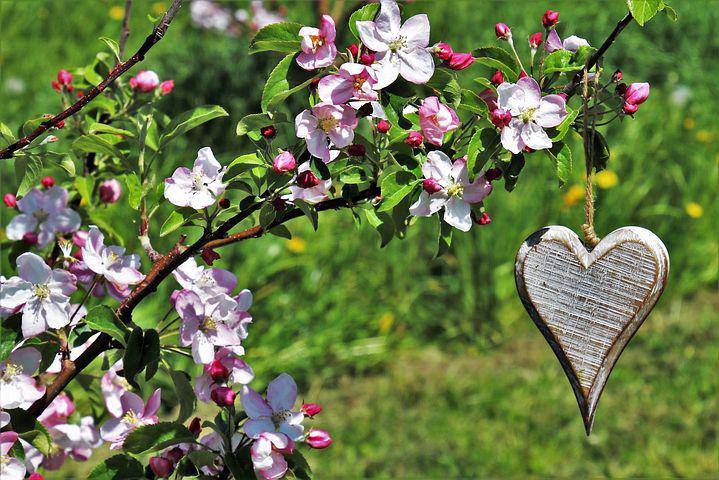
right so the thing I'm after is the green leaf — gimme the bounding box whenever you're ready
[458,89,488,116]
[159,105,228,148]
[14,156,43,196]
[88,123,135,137]
[123,422,195,454]
[72,134,125,159]
[88,454,144,480]
[236,112,279,136]
[378,170,418,212]
[503,153,526,192]
[662,3,678,21]
[287,449,313,480]
[85,305,129,346]
[122,327,144,386]
[294,199,318,231]
[124,173,142,210]
[466,129,485,176]
[627,0,663,25]
[0,121,16,146]
[349,3,380,39]
[551,106,579,142]
[99,36,121,62]
[436,218,453,258]
[249,22,303,54]
[74,176,95,205]
[262,53,317,112]
[544,142,573,187]
[57,156,76,177]
[473,46,519,78]
[141,329,160,381]
[160,210,188,237]
[19,423,53,455]
[589,131,611,172]
[365,207,395,248]
[225,153,267,180]
[259,203,277,229]
[542,49,574,74]
[0,317,22,362]
[188,450,217,469]
[269,224,292,239]
[169,369,196,423]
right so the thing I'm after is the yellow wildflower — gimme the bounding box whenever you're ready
[683,118,695,130]
[109,5,124,20]
[695,130,711,143]
[685,202,703,218]
[595,170,619,189]
[562,184,584,207]
[286,237,306,253]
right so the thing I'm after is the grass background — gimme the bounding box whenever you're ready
[0,0,717,478]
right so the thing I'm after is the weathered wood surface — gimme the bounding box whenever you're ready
[515,225,669,434]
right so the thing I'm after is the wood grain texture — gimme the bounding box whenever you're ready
[515,226,669,434]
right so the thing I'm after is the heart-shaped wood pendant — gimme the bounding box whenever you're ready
[515,226,669,434]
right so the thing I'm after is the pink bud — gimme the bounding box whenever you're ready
[422,178,443,194]
[209,359,230,382]
[434,43,453,61]
[51,80,61,92]
[99,179,122,203]
[273,151,296,173]
[529,32,543,49]
[23,232,39,245]
[347,44,359,57]
[189,417,202,437]
[490,69,504,86]
[556,93,568,101]
[518,70,528,79]
[376,119,391,134]
[3,193,17,208]
[301,403,323,417]
[57,70,73,85]
[484,168,502,182]
[624,82,650,105]
[77,90,85,98]
[622,103,639,115]
[46,135,59,142]
[131,70,160,92]
[306,429,332,449]
[360,52,375,66]
[56,120,65,129]
[201,248,221,266]
[347,144,366,157]
[542,9,560,28]
[495,23,511,40]
[211,387,236,407]
[160,80,175,95]
[611,69,622,82]
[149,456,174,478]
[447,52,475,71]
[28,474,45,480]
[405,131,424,148]
[41,176,55,188]
[490,108,512,129]
[72,230,89,247]
[297,170,320,188]
[477,212,492,225]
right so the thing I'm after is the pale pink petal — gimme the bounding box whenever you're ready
[399,48,434,84]
[241,386,273,419]
[17,253,52,284]
[375,0,401,37]
[0,277,32,309]
[517,76,542,109]
[400,14,430,47]
[535,95,567,128]
[244,418,275,439]
[266,373,297,412]
[318,74,353,104]
[463,177,493,204]
[497,82,527,116]
[143,388,162,417]
[545,29,563,53]
[5,214,37,241]
[520,121,553,150]
[443,197,472,232]
[294,110,318,139]
[422,151,453,180]
[500,118,526,154]
[356,21,389,52]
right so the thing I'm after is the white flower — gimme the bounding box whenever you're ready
[356,0,434,89]
[0,348,46,410]
[164,147,227,210]
[81,226,144,289]
[5,187,81,248]
[241,373,304,440]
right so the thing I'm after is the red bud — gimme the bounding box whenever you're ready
[376,119,391,134]
[542,10,560,28]
[297,170,320,189]
[149,456,174,478]
[3,193,17,208]
[211,387,236,407]
[41,176,55,188]
[405,131,424,148]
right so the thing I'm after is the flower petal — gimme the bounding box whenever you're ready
[535,95,567,128]
[520,121,553,150]
[267,373,297,412]
[241,386,273,419]
[443,197,472,232]
[422,151,453,180]
[398,48,434,84]
[500,118,525,154]
[5,214,37,241]
[400,14,430,47]
[17,252,52,284]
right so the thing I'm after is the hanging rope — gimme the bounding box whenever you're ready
[581,67,602,248]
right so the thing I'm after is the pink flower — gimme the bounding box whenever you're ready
[0,253,76,338]
[160,80,174,95]
[447,52,475,71]
[301,403,322,417]
[296,15,337,70]
[542,10,560,28]
[38,393,75,428]
[131,70,160,92]
[98,179,122,203]
[272,151,296,174]
[47,416,102,466]
[100,389,161,449]
[283,162,331,205]
[3,193,17,208]
[409,151,493,232]
[5,187,81,247]
[165,147,227,209]
[529,32,543,49]
[496,76,567,154]
[295,103,357,163]
[101,360,129,418]
[305,429,332,449]
[251,432,294,480]
[0,348,46,410]
[419,97,460,146]
[545,30,590,53]
[241,373,305,440]
[195,348,254,403]
[357,0,434,88]
[57,70,73,86]
[624,82,650,105]
[0,432,25,480]
[495,23,511,39]
[82,226,144,289]
[318,63,378,104]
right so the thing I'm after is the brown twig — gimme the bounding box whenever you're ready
[0,0,183,160]
[118,0,133,60]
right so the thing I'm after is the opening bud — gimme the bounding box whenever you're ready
[209,359,230,382]
[405,131,424,148]
[297,170,320,189]
[273,151,296,173]
[422,178,443,194]
[306,429,332,449]
[495,23,511,40]
[301,403,323,417]
[211,386,236,407]
[542,10,560,28]
[434,43,454,61]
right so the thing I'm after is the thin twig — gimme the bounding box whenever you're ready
[118,0,133,60]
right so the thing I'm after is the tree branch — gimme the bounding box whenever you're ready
[118,0,133,60]
[0,0,183,160]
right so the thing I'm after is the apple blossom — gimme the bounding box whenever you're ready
[496,76,568,154]
[100,389,161,449]
[356,0,434,88]
[251,431,294,480]
[3,193,17,208]
[0,348,45,410]
[48,416,102,465]
[101,360,130,418]
[273,150,296,173]
[296,15,337,70]
[410,151,493,232]
[419,97,460,146]
[318,63,378,104]
[529,32,543,49]
[38,393,75,428]
[195,347,255,403]
[495,23,511,39]
[305,428,332,449]
[173,257,237,300]
[241,373,305,440]
[0,253,76,338]
[0,432,25,480]
[5,186,81,248]
[545,30,590,53]
[165,147,227,209]
[81,226,144,290]
[624,82,650,105]
[542,9,560,28]
[295,103,357,163]
[283,162,332,204]
[130,70,160,92]
[98,179,122,203]
[434,42,453,61]
[447,52,475,71]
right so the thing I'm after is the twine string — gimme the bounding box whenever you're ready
[581,66,602,248]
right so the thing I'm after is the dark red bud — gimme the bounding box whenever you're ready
[149,456,174,478]
[211,386,236,407]
[405,131,424,148]
[189,417,202,437]
[209,359,230,382]
[376,119,391,133]
[542,9,560,28]
[490,69,504,86]
[484,168,502,182]
[301,403,323,417]
[219,198,231,209]
[347,144,366,157]
[477,212,492,225]
[297,170,320,189]
[23,232,39,245]
[260,125,276,139]
[347,44,360,57]
[611,69,623,82]
[201,248,220,266]
[360,52,375,65]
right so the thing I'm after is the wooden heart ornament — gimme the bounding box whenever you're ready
[515,226,669,434]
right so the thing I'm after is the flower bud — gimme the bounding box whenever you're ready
[301,403,323,417]
[477,212,492,225]
[51,80,61,92]
[495,23,511,40]
[360,52,375,66]
[615,83,627,95]
[624,82,650,105]
[434,43,453,61]
[518,70,528,79]
[3,193,17,208]
[490,108,512,129]
[347,44,359,57]
[422,178,443,194]
[273,151,296,173]
[41,176,55,188]
[447,52,475,71]
[131,70,160,92]
[355,102,374,118]
[347,144,366,157]
[622,103,638,115]
[160,80,175,95]
[219,197,231,209]
[77,90,85,98]
[164,447,185,464]
[57,70,73,85]
[542,10,560,28]
[272,198,287,212]
[376,119,391,134]
[201,248,221,266]
[149,456,174,478]
[99,179,122,204]
[23,232,39,245]
[611,69,622,82]
[209,359,230,382]
[529,32,543,49]
[56,120,65,129]
[490,69,504,86]
[306,429,332,449]
[405,131,424,148]
[72,230,89,247]
[310,77,321,91]
[260,125,277,139]
[189,417,202,437]
[484,168,502,182]
[28,474,45,480]
[211,386,236,407]
[297,170,320,189]
[556,93,568,101]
